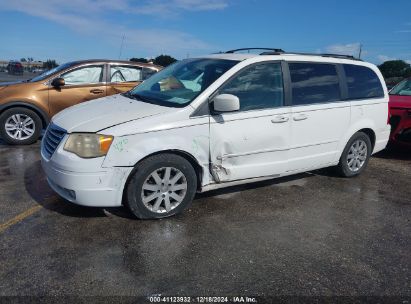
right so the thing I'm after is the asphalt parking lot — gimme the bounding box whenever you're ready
[0,139,410,297]
[0,71,39,82]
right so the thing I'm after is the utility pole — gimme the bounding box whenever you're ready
[119,34,125,59]
[358,44,362,59]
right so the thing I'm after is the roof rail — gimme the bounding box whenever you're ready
[320,53,359,60]
[225,48,285,54]
[260,51,361,61]
[223,48,361,60]
[287,52,359,60]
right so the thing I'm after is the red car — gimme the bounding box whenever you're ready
[389,78,411,147]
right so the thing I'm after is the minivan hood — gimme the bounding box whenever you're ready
[52,94,174,133]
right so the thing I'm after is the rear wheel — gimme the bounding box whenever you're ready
[126,154,197,219]
[336,132,372,177]
[0,107,42,145]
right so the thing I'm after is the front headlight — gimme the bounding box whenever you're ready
[64,133,113,158]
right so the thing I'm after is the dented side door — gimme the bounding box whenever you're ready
[209,108,291,182]
[209,61,291,182]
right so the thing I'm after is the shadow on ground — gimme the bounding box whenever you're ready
[196,172,314,199]
[374,144,411,161]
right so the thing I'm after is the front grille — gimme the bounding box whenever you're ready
[42,123,67,159]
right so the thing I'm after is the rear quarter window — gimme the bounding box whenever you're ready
[343,64,384,100]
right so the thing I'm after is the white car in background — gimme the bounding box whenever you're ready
[41,48,390,219]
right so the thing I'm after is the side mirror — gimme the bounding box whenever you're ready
[51,77,65,87]
[212,94,240,113]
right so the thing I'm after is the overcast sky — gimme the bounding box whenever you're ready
[0,0,410,64]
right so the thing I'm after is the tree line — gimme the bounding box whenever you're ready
[130,55,177,67]
[377,60,411,87]
[378,60,411,79]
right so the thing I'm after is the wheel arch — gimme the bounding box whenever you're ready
[357,128,376,151]
[123,149,204,199]
[121,149,205,206]
[0,101,50,129]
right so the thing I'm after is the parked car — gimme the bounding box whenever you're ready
[6,61,24,75]
[0,59,162,144]
[32,68,44,74]
[388,77,411,146]
[41,49,390,219]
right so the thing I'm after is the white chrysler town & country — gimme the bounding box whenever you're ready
[41,49,390,219]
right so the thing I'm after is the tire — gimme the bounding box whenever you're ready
[336,132,372,177]
[0,107,42,145]
[125,153,198,219]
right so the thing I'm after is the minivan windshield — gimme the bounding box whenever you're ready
[30,62,77,82]
[389,79,411,96]
[125,58,239,107]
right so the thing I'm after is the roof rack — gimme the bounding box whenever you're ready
[225,48,285,54]
[286,52,360,60]
[260,51,360,60]
[223,48,361,60]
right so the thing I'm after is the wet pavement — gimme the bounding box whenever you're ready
[0,139,410,297]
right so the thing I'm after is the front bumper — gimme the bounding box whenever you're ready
[41,148,133,207]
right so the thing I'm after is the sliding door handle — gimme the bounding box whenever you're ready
[293,114,308,121]
[271,116,289,123]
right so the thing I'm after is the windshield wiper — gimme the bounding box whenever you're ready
[122,92,157,103]
[122,91,133,99]
[122,91,145,101]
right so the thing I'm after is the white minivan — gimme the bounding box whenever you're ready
[41,49,391,219]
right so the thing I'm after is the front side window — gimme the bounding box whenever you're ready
[344,64,384,99]
[126,59,238,107]
[218,62,284,111]
[110,66,142,82]
[61,65,104,85]
[289,63,340,105]
[389,78,411,96]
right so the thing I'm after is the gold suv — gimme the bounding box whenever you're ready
[0,59,161,144]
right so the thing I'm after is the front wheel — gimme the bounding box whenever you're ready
[336,132,372,177]
[125,154,198,219]
[0,107,42,145]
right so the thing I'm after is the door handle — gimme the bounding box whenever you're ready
[271,116,289,123]
[90,89,104,94]
[293,114,308,121]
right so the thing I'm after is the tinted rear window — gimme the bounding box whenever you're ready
[343,64,384,99]
[289,63,341,105]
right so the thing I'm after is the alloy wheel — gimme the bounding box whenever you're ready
[347,139,368,172]
[5,114,36,140]
[141,167,188,213]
